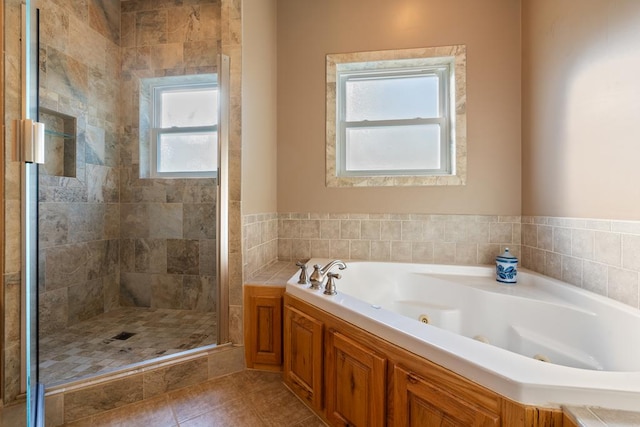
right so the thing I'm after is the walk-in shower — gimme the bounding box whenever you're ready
[30,0,228,388]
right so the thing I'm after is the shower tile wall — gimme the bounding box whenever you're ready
[119,0,220,312]
[38,0,122,335]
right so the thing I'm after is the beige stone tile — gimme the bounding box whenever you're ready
[622,234,640,272]
[455,243,477,264]
[478,244,501,265]
[594,231,622,267]
[433,242,456,264]
[608,267,639,308]
[319,220,340,239]
[590,407,640,425]
[537,225,553,251]
[571,229,594,260]
[401,220,423,241]
[329,240,350,259]
[561,256,582,287]
[310,239,331,258]
[467,222,490,243]
[340,220,361,239]
[490,222,513,243]
[444,221,467,243]
[143,357,208,399]
[64,375,144,422]
[0,402,26,427]
[89,394,177,427]
[245,380,315,427]
[207,346,245,379]
[380,220,401,241]
[583,261,607,296]
[545,251,562,280]
[179,398,263,427]
[370,241,391,261]
[350,240,370,260]
[552,227,572,255]
[522,224,538,247]
[360,220,381,240]
[168,374,241,423]
[412,242,434,263]
[390,241,412,262]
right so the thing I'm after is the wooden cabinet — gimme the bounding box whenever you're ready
[282,294,564,427]
[244,285,284,370]
[393,365,499,427]
[284,305,324,411]
[325,330,386,427]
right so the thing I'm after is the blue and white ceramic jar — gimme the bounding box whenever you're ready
[496,248,518,284]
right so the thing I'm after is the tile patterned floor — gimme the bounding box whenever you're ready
[64,370,325,427]
[40,307,217,386]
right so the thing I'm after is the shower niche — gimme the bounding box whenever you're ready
[39,107,76,178]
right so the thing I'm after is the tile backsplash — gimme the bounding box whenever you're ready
[243,212,640,310]
[276,212,521,265]
[521,216,640,309]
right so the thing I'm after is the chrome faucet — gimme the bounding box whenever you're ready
[309,260,347,290]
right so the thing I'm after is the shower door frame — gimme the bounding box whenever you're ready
[217,54,230,345]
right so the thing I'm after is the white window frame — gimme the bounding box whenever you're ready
[326,46,467,187]
[146,75,218,179]
[337,64,453,177]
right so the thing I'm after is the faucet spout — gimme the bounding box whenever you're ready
[320,260,347,275]
[309,260,347,290]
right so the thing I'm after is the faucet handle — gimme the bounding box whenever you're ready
[295,261,309,285]
[324,272,341,296]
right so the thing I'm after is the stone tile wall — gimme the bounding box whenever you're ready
[277,212,522,266]
[242,213,278,279]
[119,0,220,312]
[522,216,640,309]
[37,0,122,335]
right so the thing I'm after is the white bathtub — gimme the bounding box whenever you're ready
[286,259,640,411]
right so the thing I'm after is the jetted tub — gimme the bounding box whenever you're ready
[286,259,640,411]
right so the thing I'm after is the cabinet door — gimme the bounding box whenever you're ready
[244,286,284,368]
[326,330,386,427]
[393,365,500,427]
[284,305,324,411]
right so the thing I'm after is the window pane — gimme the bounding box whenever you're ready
[345,125,441,171]
[345,75,439,121]
[158,132,217,173]
[161,89,218,127]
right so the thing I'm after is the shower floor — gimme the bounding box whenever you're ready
[39,307,217,386]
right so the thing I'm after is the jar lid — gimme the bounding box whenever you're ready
[497,248,517,260]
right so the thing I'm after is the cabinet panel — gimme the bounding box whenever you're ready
[326,330,386,427]
[393,365,500,427]
[284,305,324,411]
[244,286,284,369]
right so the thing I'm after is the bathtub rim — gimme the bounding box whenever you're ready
[286,259,640,411]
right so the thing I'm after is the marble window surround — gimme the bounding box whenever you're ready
[326,45,467,187]
[244,213,640,310]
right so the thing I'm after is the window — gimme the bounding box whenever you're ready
[326,46,466,187]
[142,74,218,178]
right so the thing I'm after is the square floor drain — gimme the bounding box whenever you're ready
[112,332,136,340]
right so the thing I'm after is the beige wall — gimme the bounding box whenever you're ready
[276,0,521,215]
[242,0,278,215]
[522,0,640,220]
